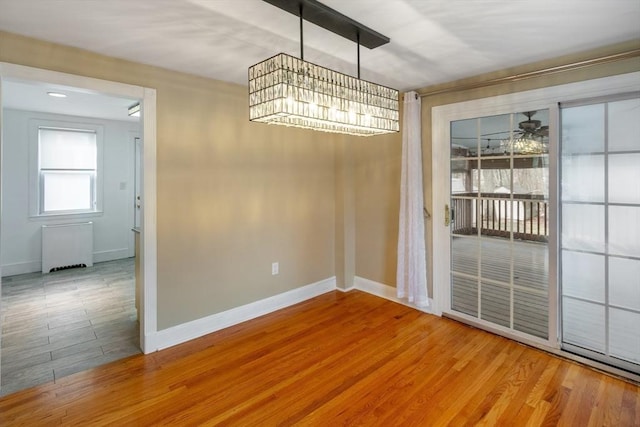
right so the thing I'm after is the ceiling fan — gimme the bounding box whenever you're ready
[473,111,549,155]
[478,110,549,140]
[451,110,550,155]
[516,111,549,139]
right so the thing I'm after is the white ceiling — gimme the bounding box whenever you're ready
[2,80,140,122]
[0,0,639,95]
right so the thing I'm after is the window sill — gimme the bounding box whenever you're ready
[30,211,104,221]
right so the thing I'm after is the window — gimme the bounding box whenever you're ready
[39,127,97,213]
[30,120,104,217]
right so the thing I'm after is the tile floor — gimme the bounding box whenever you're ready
[0,258,140,396]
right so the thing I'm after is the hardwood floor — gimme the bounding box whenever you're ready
[0,290,638,426]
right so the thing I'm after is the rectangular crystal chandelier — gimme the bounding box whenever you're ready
[249,53,399,136]
[249,0,400,137]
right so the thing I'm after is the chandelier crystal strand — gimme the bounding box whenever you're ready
[249,53,399,136]
[499,136,547,155]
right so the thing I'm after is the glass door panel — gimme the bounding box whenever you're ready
[450,110,550,340]
[560,94,640,373]
[450,118,480,318]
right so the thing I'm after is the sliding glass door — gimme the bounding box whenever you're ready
[449,111,550,340]
[433,73,640,379]
[560,94,640,374]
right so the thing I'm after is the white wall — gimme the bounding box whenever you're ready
[1,108,139,276]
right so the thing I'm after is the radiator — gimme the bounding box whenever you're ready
[42,222,94,273]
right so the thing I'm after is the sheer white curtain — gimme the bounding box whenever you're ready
[397,91,428,307]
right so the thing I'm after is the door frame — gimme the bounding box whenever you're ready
[128,132,142,258]
[432,72,640,353]
[0,63,158,369]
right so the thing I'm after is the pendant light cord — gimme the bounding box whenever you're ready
[299,4,304,60]
[298,6,364,80]
[357,32,361,79]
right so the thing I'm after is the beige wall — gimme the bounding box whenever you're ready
[334,138,356,289]
[0,31,341,329]
[353,133,402,286]
[354,39,640,296]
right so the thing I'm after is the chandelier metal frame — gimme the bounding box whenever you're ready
[249,0,400,136]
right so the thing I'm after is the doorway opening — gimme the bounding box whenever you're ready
[0,63,157,396]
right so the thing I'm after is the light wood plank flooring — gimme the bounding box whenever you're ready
[0,290,638,426]
[1,259,140,396]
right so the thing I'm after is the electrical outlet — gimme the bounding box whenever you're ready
[272,262,279,275]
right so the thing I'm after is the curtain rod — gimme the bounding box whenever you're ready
[416,48,640,98]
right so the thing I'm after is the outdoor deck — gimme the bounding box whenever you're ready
[451,235,549,339]
[451,194,549,242]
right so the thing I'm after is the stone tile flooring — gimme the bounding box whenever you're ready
[1,258,140,396]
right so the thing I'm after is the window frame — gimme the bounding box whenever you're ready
[29,119,104,219]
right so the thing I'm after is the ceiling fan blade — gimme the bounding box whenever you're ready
[538,125,549,137]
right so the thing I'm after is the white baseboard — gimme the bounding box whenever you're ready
[1,260,41,277]
[335,285,356,292]
[1,249,131,277]
[354,276,433,314]
[93,248,130,263]
[147,276,337,352]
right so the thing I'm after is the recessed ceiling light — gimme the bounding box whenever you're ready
[47,92,67,98]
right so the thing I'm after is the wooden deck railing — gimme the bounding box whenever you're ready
[451,193,548,242]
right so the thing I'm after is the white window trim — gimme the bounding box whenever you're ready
[29,119,105,220]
